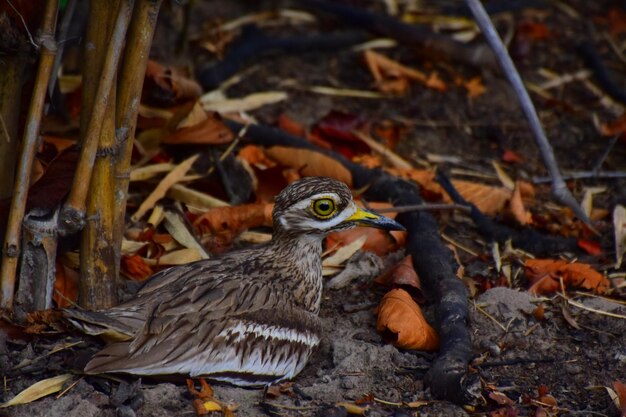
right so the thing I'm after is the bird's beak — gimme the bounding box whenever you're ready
[344,206,406,231]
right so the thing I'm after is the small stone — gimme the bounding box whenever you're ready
[341,376,357,389]
[116,405,136,417]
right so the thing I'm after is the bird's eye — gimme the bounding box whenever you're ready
[312,198,336,218]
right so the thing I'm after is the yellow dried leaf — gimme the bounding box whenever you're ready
[0,374,72,407]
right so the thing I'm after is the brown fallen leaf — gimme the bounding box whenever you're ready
[238,144,277,169]
[364,50,447,93]
[613,380,626,417]
[374,255,421,291]
[163,111,234,145]
[121,254,154,281]
[507,181,533,225]
[53,262,78,308]
[265,146,353,186]
[453,179,512,216]
[463,76,486,98]
[193,203,273,236]
[144,60,202,106]
[376,288,439,351]
[525,259,610,294]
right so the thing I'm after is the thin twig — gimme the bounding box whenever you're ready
[533,170,626,183]
[5,0,38,48]
[374,203,471,214]
[465,0,593,227]
[592,135,619,172]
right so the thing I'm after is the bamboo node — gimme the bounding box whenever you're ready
[58,206,86,236]
[4,244,18,258]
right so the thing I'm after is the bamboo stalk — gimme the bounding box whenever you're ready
[112,0,164,281]
[0,55,25,199]
[59,0,134,234]
[0,0,59,309]
[78,0,120,310]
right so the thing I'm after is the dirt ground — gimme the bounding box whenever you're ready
[2,0,626,416]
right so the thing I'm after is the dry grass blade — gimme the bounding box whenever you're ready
[201,91,287,113]
[0,374,72,407]
[131,154,200,222]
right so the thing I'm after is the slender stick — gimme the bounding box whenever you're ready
[78,0,120,310]
[113,0,164,279]
[464,0,592,227]
[59,0,134,233]
[0,0,59,309]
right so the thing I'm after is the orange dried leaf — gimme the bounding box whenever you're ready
[525,259,610,294]
[122,255,153,281]
[501,149,523,164]
[508,181,533,225]
[488,391,515,406]
[53,262,78,308]
[600,112,626,136]
[453,180,512,216]
[238,144,276,169]
[374,255,421,290]
[163,113,234,145]
[278,113,306,137]
[464,76,486,98]
[194,203,273,235]
[376,288,439,351]
[265,146,353,186]
[613,380,626,417]
[385,168,445,201]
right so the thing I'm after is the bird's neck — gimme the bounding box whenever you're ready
[271,232,324,313]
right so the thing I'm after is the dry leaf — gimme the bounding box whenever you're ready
[147,249,203,266]
[53,262,78,308]
[194,203,273,236]
[201,91,287,113]
[144,60,202,105]
[0,374,72,407]
[508,181,533,225]
[614,205,626,269]
[238,145,277,169]
[122,255,153,280]
[323,235,368,273]
[374,255,421,291]
[453,180,512,216]
[336,402,368,415]
[488,391,515,405]
[464,76,486,98]
[265,146,353,186]
[376,288,439,350]
[525,259,610,294]
[163,112,234,145]
[278,113,306,137]
[131,154,200,221]
[613,380,626,417]
[363,50,447,93]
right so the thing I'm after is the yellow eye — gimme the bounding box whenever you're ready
[312,198,336,218]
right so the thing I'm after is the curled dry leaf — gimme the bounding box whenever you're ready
[453,179,512,216]
[194,203,273,236]
[507,181,533,225]
[121,255,153,281]
[525,259,610,294]
[144,60,202,105]
[163,111,234,145]
[0,374,72,407]
[613,380,626,417]
[53,262,78,308]
[265,146,353,186]
[238,144,277,169]
[376,288,439,351]
[374,255,421,291]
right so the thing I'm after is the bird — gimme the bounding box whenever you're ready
[64,176,404,387]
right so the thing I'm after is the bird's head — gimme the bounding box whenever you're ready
[272,177,405,237]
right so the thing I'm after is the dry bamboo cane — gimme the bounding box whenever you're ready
[112,0,164,283]
[59,0,134,235]
[0,0,59,309]
[79,0,121,310]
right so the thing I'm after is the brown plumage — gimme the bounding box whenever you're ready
[65,177,404,386]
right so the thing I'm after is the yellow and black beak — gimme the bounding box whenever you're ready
[344,207,405,231]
